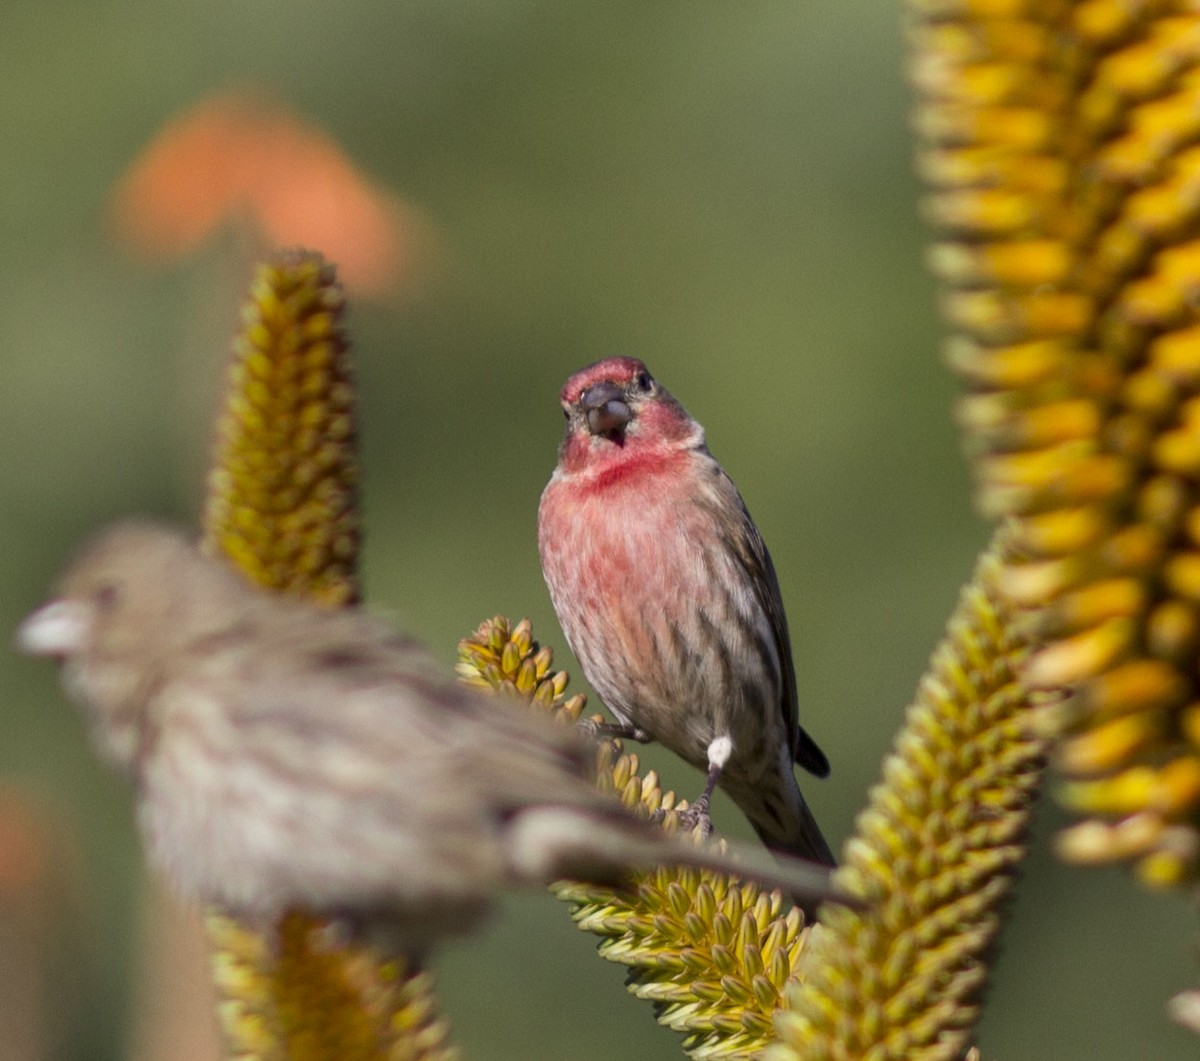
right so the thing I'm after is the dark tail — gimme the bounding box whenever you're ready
[729,767,837,867]
[795,724,830,778]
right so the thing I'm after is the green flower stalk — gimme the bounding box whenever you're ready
[771,535,1052,1060]
[201,251,456,1061]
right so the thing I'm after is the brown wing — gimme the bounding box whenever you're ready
[717,468,830,779]
[174,601,607,908]
[236,603,601,810]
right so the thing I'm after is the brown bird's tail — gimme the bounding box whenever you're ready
[503,804,844,914]
[727,768,837,868]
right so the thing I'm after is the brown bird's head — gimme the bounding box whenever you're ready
[554,357,702,478]
[15,522,245,772]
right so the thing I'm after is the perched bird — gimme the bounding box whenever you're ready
[15,521,839,957]
[538,358,835,866]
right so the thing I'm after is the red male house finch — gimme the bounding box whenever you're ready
[538,358,835,866]
[16,521,838,956]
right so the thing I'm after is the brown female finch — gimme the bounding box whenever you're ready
[15,522,839,957]
[538,358,835,866]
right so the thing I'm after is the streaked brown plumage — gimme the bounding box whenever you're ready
[15,521,840,956]
[539,358,835,865]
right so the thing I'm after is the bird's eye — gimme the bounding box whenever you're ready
[636,372,653,392]
[95,584,119,610]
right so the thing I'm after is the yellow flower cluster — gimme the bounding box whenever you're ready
[457,615,818,1060]
[457,616,587,723]
[559,872,814,1061]
[205,250,360,607]
[769,538,1050,1061]
[913,0,1200,884]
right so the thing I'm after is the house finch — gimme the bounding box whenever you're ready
[538,358,835,866]
[15,521,839,956]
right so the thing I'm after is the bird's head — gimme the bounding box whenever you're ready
[555,357,702,476]
[15,521,243,771]
[17,522,210,661]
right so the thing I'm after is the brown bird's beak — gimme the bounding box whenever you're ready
[14,600,93,658]
[579,381,632,437]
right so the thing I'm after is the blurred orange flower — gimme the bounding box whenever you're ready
[110,89,434,299]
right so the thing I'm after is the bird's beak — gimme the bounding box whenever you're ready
[14,600,93,658]
[580,381,632,437]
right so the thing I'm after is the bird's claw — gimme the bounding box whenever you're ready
[676,801,713,842]
[575,717,651,746]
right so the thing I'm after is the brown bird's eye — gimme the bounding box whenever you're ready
[636,371,652,392]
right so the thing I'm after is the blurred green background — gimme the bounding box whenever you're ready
[1,1,1194,1058]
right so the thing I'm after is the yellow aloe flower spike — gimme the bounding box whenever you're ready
[914,0,1200,885]
[204,250,360,607]
[202,251,457,1061]
[458,616,820,1060]
[770,534,1052,1061]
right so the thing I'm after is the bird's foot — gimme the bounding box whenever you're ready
[676,799,713,842]
[575,717,651,745]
